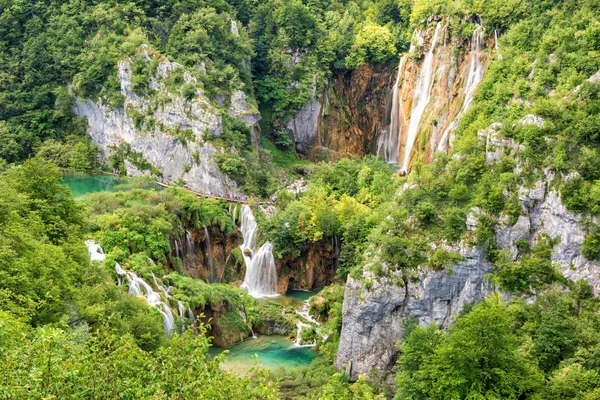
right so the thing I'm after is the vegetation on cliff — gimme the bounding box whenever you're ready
[0,0,600,398]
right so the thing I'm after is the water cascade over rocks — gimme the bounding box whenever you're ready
[238,205,278,298]
[294,300,321,347]
[376,20,489,171]
[437,24,486,151]
[86,240,176,334]
[400,22,441,172]
[377,53,408,164]
[204,226,216,283]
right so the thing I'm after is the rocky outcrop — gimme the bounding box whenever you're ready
[286,98,321,154]
[284,64,394,159]
[337,137,600,380]
[336,245,493,380]
[199,301,250,347]
[74,47,260,196]
[172,225,243,283]
[275,238,339,293]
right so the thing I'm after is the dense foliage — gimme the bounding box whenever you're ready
[0,158,280,397]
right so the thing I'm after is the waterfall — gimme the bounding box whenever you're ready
[85,239,106,262]
[204,226,215,283]
[118,266,175,334]
[188,307,198,334]
[86,240,175,334]
[174,238,180,259]
[178,301,185,317]
[495,29,502,60]
[437,24,486,152]
[293,300,320,347]
[377,55,406,164]
[153,272,172,298]
[238,205,278,298]
[185,230,195,257]
[400,23,441,172]
[230,203,239,225]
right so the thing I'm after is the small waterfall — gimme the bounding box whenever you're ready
[238,205,278,298]
[495,29,502,60]
[204,226,216,283]
[174,238,180,259]
[178,301,185,317]
[117,266,175,334]
[86,240,175,335]
[401,23,441,172]
[85,239,106,262]
[437,24,486,152]
[294,300,320,347]
[230,204,239,225]
[188,307,198,334]
[239,310,257,338]
[185,230,195,257]
[153,272,173,299]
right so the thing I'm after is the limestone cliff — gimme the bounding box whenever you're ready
[336,122,600,380]
[336,245,493,380]
[74,47,260,196]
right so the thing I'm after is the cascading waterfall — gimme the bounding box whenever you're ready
[125,270,175,334]
[178,301,185,317]
[294,300,321,347]
[495,29,502,60]
[400,23,441,172]
[437,24,486,152]
[238,205,278,298]
[377,55,406,164]
[86,240,175,334]
[204,226,216,283]
[185,230,195,257]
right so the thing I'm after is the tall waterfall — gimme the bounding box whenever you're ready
[377,54,407,164]
[437,24,486,152]
[400,22,441,172]
[238,205,278,298]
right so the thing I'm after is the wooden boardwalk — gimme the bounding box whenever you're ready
[156,182,270,204]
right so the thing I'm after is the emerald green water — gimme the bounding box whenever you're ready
[61,175,160,197]
[209,336,316,374]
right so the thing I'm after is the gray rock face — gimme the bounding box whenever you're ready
[336,176,600,380]
[336,245,493,380]
[74,50,259,196]
[536,190,600,292]
[286,98,321,155]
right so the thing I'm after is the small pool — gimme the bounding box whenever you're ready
[61,175,160,197]
[209,336,317,374]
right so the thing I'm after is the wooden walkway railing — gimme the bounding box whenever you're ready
[157,182,273,204]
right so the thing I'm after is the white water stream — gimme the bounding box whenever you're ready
[437,24,486,152]
[237,205,278,298]
[400,22,441,172]
[86,240,176,335]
